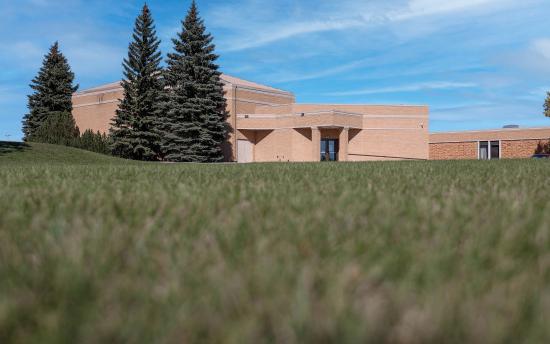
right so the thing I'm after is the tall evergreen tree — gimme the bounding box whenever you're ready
[22,42,78,142]
[544,92,550,118]
[110,4,164,161]
[160,0,228,162]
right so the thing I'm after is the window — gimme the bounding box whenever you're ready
[479,141,500,160]
[490,141,500,160]
[479,141,489,160]
[320,139,339,161]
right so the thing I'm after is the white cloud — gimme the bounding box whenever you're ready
[214,0,526,52]
[390,0,514,21]
[497,37,550,76]
[326,81,477,96]
[223,18,367,52]
[64,42,124,78]
[0,41,44,67]
[270,58,373,83]
[430,101,547,127]
[532,39,550,59]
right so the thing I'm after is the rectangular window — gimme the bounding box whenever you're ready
[320,140,327,161]
[479,141,489,160]
[479,141,500,160]
[490,141,500,160]
[320,139,339,161]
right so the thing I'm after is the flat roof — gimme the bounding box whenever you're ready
[74,74,294,97]
[430,127,550,143]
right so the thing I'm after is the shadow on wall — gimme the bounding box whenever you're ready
[0,142,30,156]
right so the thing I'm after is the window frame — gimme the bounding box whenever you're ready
[478,140,501,160]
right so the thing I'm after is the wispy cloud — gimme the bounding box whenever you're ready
[496,37,550,76]
[390,0,516,21]
[1,0,549,140]
[214,0,526,52]
[270,58,373,83]
[223,18,367,52]
[326,81,477,96]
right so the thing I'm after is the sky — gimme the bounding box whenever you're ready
[1,0,550,141]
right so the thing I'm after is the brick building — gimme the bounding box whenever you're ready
[72,75,429,162]
[72,74,550,162]
[430,127,550,160]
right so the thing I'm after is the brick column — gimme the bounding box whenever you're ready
[311,127,321,162]
[339,127,349,162]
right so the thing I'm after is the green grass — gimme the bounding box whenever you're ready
[0,142,126,165]
[1,142,550,343]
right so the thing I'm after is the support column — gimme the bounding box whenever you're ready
[311,127,321,162]
[339,127,349,162]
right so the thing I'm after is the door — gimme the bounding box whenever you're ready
[320,139,339,161]
[237,140,253,163]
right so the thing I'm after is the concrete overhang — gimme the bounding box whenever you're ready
[237,111,363,130]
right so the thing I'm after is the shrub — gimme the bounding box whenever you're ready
[535,140,550,154]
[30,111,80,145]
[73,129,111,155]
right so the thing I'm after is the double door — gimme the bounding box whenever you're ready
[320,139,339,161]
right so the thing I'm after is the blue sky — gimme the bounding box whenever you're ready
[1,0,550,141]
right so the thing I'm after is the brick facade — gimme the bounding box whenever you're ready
[429,142,477,160]
[429,128,550,160]
[73,74,430,163]
[501,139,549,159]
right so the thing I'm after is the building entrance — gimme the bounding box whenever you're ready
[320,139,339,161]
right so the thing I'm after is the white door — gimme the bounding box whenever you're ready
[237,140,253,163]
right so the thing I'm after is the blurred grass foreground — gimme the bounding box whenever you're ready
[1,142,550,343]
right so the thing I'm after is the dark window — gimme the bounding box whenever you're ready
[479,141,489,160]
[479,141,500,160]
[320,139,339,161]
[491,141,500,160]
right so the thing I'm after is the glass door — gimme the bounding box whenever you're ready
[320,139,339,161]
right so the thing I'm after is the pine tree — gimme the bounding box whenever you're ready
[22,42,79,142]
[33,112,80,146]
[544,92,550,118]
[110,4,164,161]
[160,0,228,162]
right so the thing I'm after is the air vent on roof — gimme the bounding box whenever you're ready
[503,125,520,129]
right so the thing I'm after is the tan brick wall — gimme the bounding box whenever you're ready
[254,129,293,162]
[429,142,478,160]
[73,88,122,134]
[72,76,430,163]
[292,129,314,161]
[349,129,429,161]
[501,139,548,159]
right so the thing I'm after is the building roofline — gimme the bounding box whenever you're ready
[430,126,550,135]
[295,103,429,108]
[74,82,122,96]
[74,74,295,98]
[221,75,293,97]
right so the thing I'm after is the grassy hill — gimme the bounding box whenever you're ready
[1,142,550,343]
[0,141,128,165]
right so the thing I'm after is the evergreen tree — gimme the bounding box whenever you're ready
[110,4,164,161]
[74,129,111,155]
[33,112,80,146]
[161,0,228,162]
[22,42,78,142]
[544,92,550,118]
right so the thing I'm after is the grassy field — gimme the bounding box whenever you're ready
[1,142,550,343]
